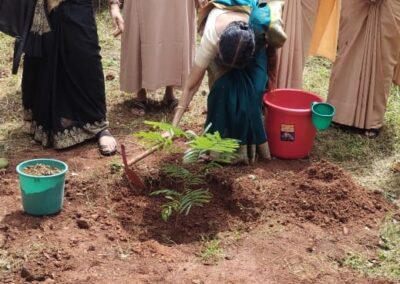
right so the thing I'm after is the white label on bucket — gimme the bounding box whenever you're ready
[281,124,295,142]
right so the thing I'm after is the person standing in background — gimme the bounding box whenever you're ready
[118,0,206,116]
[327,0,400,138]
[21,0,124,155]
[276,0,340,89]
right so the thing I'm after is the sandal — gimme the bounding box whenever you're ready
[364,128,381,139]
[97,129,117,156]
[161,98,179,111]
[131,99,147,116]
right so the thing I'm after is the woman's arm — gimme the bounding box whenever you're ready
[172,65,207,127]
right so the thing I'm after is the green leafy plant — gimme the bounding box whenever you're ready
[150,189,212,223]
[161,164,204,187]
[184,132,240,164]
[135,121,240,164]
[134,120,187,149]
[137,121,240,224]
[198,237,223,264]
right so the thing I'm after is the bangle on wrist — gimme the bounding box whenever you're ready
[175,105,186,110]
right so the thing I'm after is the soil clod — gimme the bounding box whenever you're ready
[76,219,91,230]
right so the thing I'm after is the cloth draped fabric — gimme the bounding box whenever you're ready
[22,0,108,149]
[276,0,340,89]
[120,0,196,93]
[0,0,36,73]
[199,0,270,159]
[327,0,400,130]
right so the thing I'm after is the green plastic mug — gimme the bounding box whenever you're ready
[311,102,336,130]
[16,159,68,216]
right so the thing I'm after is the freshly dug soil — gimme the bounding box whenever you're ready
[210,160,393,228]
[0,146,396,283]
[23,164,61,176]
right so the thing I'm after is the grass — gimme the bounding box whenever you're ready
[0,250,12,274]
[343,215,400,281]
[198,237,223,264]
[304,57,400,199]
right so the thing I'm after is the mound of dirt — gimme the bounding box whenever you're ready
[211,161,393,228]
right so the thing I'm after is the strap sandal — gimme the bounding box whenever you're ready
[97,129,117,156]
[364,128,381,139]
[131,99,147,116]
[161,98,179,111]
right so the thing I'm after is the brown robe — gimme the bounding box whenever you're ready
[276,0,340,89]
[120,0,196,93]
[327,0,400,130]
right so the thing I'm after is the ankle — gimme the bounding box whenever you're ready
[137,89,147,101]
[164,86,175,101]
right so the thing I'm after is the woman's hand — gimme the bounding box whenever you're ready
[110,4,124,37]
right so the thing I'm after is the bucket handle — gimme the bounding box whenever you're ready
[310,102,318,109]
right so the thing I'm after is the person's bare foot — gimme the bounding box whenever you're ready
[258,142,271,160]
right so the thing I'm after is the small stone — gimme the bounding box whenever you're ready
[91,214,99,221]
[248,174,257,180]
[306,247,315,253]
[343,227,349,235]
[20,267,31,279]
[106,74,115,81]
[106,234,116,241]
[0,158,9,169]
[76,219,90,229]
[88,245,96,251]
[192,280,203,284]
[225,255,234,260]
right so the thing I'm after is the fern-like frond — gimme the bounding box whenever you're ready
[179,189,212,216]
[183,131,240,164]
[150,188,212,221]
[135,131,170,147]
[162,165,204,187]
[144,121,186,138]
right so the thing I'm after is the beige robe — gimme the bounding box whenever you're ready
[120,0,196,93]
[276,0,340,89]
[327,0,400,130]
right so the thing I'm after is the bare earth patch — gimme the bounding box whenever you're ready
[0,142,397,283]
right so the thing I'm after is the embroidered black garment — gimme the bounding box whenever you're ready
[22,0,109,149]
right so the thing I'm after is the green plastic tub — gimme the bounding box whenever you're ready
[311,102,336,130]
[16,159,68,216]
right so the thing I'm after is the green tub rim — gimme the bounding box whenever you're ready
[16,158,69,179]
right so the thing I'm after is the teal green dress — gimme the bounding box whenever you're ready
[205,0,270,146]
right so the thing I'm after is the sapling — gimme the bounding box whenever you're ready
[135,121,240,224]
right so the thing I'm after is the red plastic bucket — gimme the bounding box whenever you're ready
[263,89,323,159]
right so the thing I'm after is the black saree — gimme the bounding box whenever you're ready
[0,0,36,74]
[22,0,108,149]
